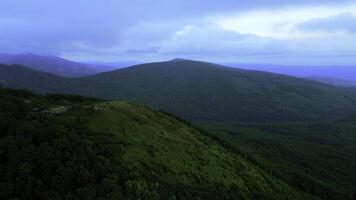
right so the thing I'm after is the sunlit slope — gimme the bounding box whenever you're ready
[86,101,312,199]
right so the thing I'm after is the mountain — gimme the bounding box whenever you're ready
[0,64,69,93]
[72,59,356,122]
[0,53,98,77]
[0,88,312,199]
[85,60,141,70]
[226,63,356,87]
[306,76,356,87]
[1,59,356,123]
[85,63,118,73]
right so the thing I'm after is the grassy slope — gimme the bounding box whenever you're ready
[0,88,313,199]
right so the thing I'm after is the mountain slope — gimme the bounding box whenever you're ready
[0,64,69,93]
[203,119,356,200]
[0,88,313,199]
[73,60,356,123]
[0,53,98,77]
[1,60,355,123]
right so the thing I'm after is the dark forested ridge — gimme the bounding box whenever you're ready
[0,64,69,93]
[1,59,356,123]
[0,88,316,200]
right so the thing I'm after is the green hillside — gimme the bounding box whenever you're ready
[1,60,356,123]
[202,120,356,200]
[0,88,314,200]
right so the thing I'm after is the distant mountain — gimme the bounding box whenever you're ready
[0,53,98,77]
[0,64,69,93]
[73,60,356,123]
[226,63,356,87]
[85,63,118,72]
[1,60,356,123]
[85,60,141,70]
[306,76,356,87]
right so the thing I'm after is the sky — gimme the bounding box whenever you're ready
[1,0,356,65]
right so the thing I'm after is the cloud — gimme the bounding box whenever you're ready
[158,25,282,57]
[296,12,356,33]
[214,3,356,39]
[0,0,355,64]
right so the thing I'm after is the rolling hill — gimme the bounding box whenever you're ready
[0,53,98,77]
[0,59,356,123]
[0,88,313,199]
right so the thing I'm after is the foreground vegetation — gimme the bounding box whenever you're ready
[202,121,356,200]
[0,88,313,200]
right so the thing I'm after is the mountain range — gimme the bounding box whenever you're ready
[227,63,356,86]
[1,59,355,123]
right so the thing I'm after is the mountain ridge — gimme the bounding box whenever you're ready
[0,52,99,77]
[0,59,355,123]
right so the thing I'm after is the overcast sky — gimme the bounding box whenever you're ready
[1,0,356,65]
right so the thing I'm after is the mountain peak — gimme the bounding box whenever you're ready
[169,58,191,62]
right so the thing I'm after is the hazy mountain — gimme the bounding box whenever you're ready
[226,63,356,86]
[1,59,356,123]
[0,52,98,77]
[85,60,141,69]
[85,63,118,72]
[306,76,356,87]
